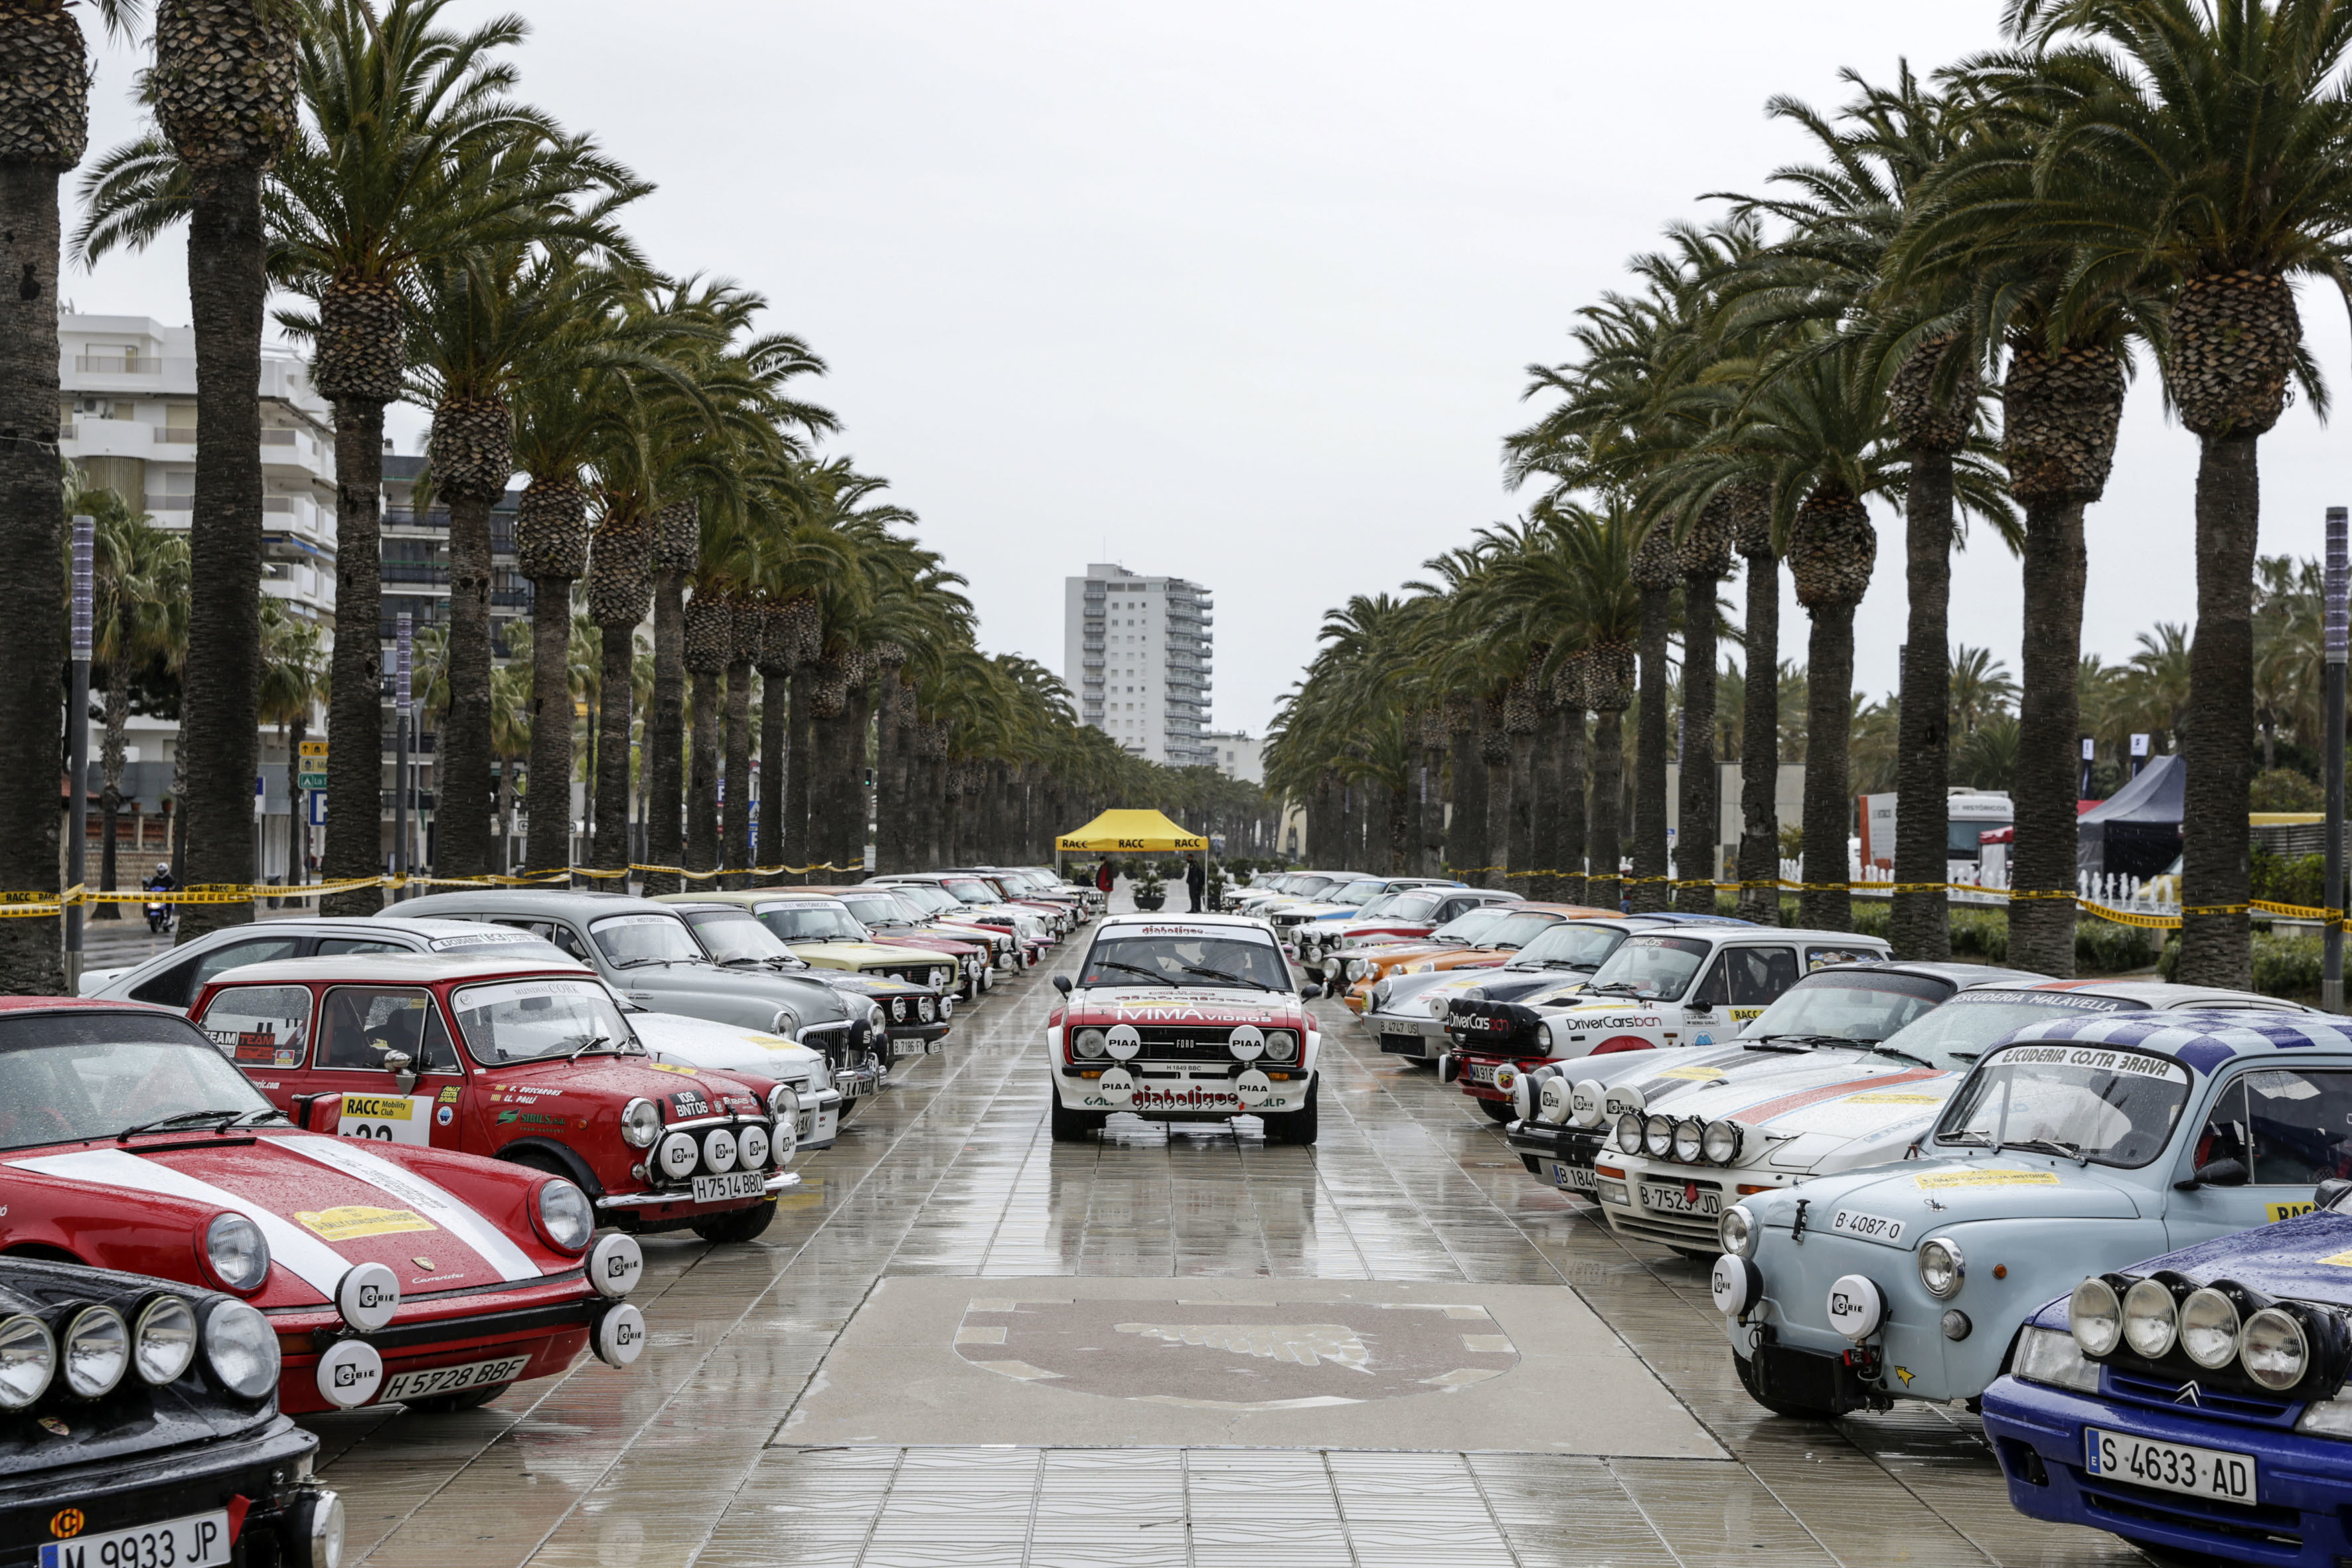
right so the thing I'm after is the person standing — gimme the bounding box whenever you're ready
[1095,859,1114,896]
[1186,853,1206,912]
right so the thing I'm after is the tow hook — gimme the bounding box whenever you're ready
[1790,1196,1810,1242]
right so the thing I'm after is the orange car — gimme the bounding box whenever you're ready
[1340,902,1612,1012]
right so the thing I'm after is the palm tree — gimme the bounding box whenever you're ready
[682,582,728,876]
[1730,487,1782,923]
[74,481,188,919]
[1998,0,2352,982]
[1628,521,1678,911]
[489,658,528,870]
[257,598,323,891]
[1948,645,2019,735]
[584,513,649,872]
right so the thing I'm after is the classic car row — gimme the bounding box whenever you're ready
[4,868,1093,1567]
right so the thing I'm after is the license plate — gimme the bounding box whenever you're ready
[1831,1208,1907,1246]
[1464,1063,1497,1085]
[692,1170,764,1203]
[892,1038,926,1057]
[2085,1427,2258,1506]
[41,1511,231,1568]
[1642,1182,1720,1216]
[382,1352,533,1405]
[1548,1161,1597,1193]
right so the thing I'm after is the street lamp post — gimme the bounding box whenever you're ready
[394,613,412,902]
[65,515,92,990]
[2324,509,2347,1013]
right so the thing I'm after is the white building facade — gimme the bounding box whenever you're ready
[1202,730,1263,784]
[1065,563,1215,766]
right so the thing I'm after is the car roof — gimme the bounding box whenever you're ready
[668,896,850,912]
[1996,1009,2352,1075]
[1096,913,1277,934]
[2006,978,2315,1010]
[1790,959,2049,988]
[1503,902,1616,916]
[0,994,169,1016]
[197,953,595,986]
[392,890,682,919]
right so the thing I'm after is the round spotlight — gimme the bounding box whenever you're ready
[2069,1278,2123,1358]
[2122,1278,2178,1359]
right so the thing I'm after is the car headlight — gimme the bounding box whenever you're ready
[2181,1287,2240,1369]
[1569,1079,1607,1129]
[1701,1120,1743,1165]
[201,1299,278,1399]
[771,1008,800,1038]
[1671,1119,1704,1164]
[767,1083,801,1120]
[1614,1111,1644,1154]
[133,1294,198,1385]
[2121,1277,2175,1357]
[204,1212,270,1293]
[1370,981,1391,1009]
[1264,1030,1298,1062]
[1643,1114,1674,1160]
[2242,1307,2310,1391]
[0,1314,56,1410]
[1719,1205,1755,1259]
[702,1128,739,1173]
[62,1305,129,1397]
[929,967,949,988]
[1346,958,1366,980]
[1535,1074,1572,1124]
[2068,1277,2122,1358]
[1404,960,1431,975]
[1073,1028,1106,1059]
[890,998,909,1022]
[536,1179,595,1252]
[2015,1325,2100,1393]
[1425,994,1449,1018]
[621,1097,663,1148]
[1917,1238,1965,1302]
[866,1003,886,1034]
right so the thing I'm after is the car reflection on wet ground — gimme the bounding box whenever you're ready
[299,931,2146,1568]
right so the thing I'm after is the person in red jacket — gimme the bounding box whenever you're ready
[1095,860,1114,895]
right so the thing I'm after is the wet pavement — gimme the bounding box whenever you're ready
[305,930,2151,1568]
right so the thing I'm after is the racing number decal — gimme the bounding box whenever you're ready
[337,1093,433,1146]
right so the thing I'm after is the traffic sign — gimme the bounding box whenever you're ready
[299,740,328,759]
[297,772,327,790]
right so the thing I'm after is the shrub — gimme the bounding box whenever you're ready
[2250,767,2325,813]
[2250,845,2329,910]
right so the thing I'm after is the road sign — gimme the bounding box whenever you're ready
[297,772,327,790]
[299,740,328,759]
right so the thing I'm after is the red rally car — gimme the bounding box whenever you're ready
[189,953,801,1245]
[0,997,647,1415]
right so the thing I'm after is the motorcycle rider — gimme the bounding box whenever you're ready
[143,861,177,934]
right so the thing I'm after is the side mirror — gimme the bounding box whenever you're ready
[382,1050,418,1094]
[1298,982,1322,999]
[1052,975,1072,997]
[2319,1177,2352,1213]
[2175,1156,2248,1191]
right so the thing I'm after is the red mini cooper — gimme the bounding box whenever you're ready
[190,953,799,1245]
[0,996,646,1415]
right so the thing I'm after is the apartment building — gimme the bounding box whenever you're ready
[1063,563,1215,767]
[1202,730,1263,784]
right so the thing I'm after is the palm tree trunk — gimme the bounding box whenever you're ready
[525,579,574,874]
[1504,731,1534,890]
[1800,603,1855,931]
[2177,433,2260,986]
[1401,741,1426,876]
[758,668,786,874]
[1557,702,1589,906]
[180,164,266,937]
[2011,499,2086,977]
[1737,554,1781,925]
[319,396,385,911]
[1589,709,1625,908]
[642,570,685,893]
[1529,715,1559,902]
[723,657,753,876]
[686,667,719,874]
[98,675,128,919]
[1449,719,1488,881]
[438,491,493,877]
[1630,586,1672,912]
[591,622,633,871]
[1387,779,1409,873]
[784,670,813,880]
[1677,571,1721,913]
[1893,449,1954,958]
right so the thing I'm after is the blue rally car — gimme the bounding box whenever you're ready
[1982,1200,2352,1568]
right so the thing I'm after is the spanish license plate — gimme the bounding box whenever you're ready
[1830,1208,1907,1246]
[692,1170,764,1203]
[1641,1181,1720,1216]
[2084,1427,2258,1506]
[1464,1063,1497,1085]
[41,1510,231,1568]
[382,1352,533,1405]
[1548,1160,1597,1194]
[892,1038,926,1057]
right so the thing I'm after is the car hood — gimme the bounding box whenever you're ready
[1748,1152,2144,1239]
[1638,1050,1964,1174]
[473,1051,764,1115]
[1065,985,1306,1030]
[1454,966,1595,1002]
[626,965,851,1021]
[1277,902,1352,920]
[791,941,923,967]
[627,1008,826,1078]
[5,1133,570,1305]
[2116,1212,2352,1306]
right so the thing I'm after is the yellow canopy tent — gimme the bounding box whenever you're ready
[1055,809,1206,856]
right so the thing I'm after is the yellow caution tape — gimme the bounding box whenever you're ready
[0,860,876,915]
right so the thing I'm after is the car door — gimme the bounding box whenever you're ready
[303,984,471,1150]
[2165,1061,2352,1247]
[1678,943,1799,1044]
[126,932,306,1012]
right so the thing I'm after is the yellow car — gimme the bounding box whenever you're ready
[651,892,963,993]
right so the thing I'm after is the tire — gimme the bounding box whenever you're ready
[1051,1095,1103,1142]
[1477,1098,1517,1124]
[691,1201,777,1245]
[1267,1079,1319,1145]
[402,1382,510,1414]
[1733,1351,1840,1421]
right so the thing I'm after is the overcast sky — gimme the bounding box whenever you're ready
[68,1,2352,752]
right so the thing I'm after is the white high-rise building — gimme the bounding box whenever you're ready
[1065,563,1214,766]
[1202,730,1263,783]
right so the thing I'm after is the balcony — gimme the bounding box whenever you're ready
[152,426,195,445]
[74,354,164,374]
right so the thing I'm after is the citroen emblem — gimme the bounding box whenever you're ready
[2175,1381,2203,1406]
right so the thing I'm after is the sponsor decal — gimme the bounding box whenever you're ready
[1948,989,2135,1012]
[2318,1249,2352,1269]
[1842,1091,1942,1105]
[50,1510,84,1539]
[1912,1168,2062,1190]
[498,1111,568,1129]
[1129,1084,1242,1110]
[295,1204,437,1241]
[1994,1045,2186,1082]
[1727,1007,1766,1021]
[2266,1201,2318,1223]
[426,929,541,950]
[435,1104,454,1126]
[647,1063,699,1076]
[1660,1065,1729,1081]
[670,1090,712,1118]
[438,1086,461,1103]
[340,1095,415,1121]
[1554,1013,1659,1033]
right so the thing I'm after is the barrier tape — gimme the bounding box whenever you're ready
[0,860,877,917]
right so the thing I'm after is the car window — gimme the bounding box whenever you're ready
[1735,969,1946,1044]
[1081,930,1291,991]
[313,938,409,957]
[1512,922,1628,972]
[1879,991,2144,1068]
[2198,1067,2352,1186]
[589,912,707,967]
[316,986,460,1073]
[1713,947,1800,1008]
[1585,933,1712,1000]
[758,903,868,943]
[195,984,314,1069]
[1478,913,1561,950]
[1804,943,1883,973]
[129,935,301,1010]
[495,918,592,963]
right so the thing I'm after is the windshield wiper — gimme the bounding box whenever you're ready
[1864,1043,1937,1069]
[1095,959,1180,986]
[1741,1040,1815,1054]
[118,1109,246,1140]
[565,1033,617,1063]
[2002,1135,2088,1164]
[1180,963,1273,991]
[1585,981,1643,998]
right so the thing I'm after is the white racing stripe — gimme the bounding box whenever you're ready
[278,1135,544,1283]
[5,1147,350,1298]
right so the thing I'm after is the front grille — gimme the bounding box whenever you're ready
[1118,1026,1294,1066]
[2102,1368,2299,1427]
[1446,999,1545,1052]
[1607,1175,1726,1246]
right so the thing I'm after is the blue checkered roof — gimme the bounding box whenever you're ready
[1995,1009,2352,1077]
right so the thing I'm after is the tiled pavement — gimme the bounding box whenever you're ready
[304,931,2153,1568]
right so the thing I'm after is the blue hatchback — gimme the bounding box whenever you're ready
[1982,1203,2352,1567]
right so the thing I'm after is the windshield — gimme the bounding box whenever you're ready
[1285,877,1339,900]
[938,878,996,905]
[1383,893,1441,922]
[1585,933,1711,1000]
[0,1012,278,1148]
[754,903,869,944]
[1427,907,1509,945]
[840,894,916,929]
[886,883,960,915]
[1478,912,1562,951]
[1878,990,2144,1070]
[1081,931,1293,991]
[588,912,707,968]
[1510,922,1628,971]
[1948,819,2009,855]
[1739,972,1951,1052]
[1356,894,1405,918]
[452,978,640,1065]
[682,907,802,963]
[1330,880,1385,907]
[1933,1042,2192,1167]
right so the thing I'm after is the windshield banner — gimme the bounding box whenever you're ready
[1990,1043,2189,1084]
[455,978,607,1011]
[1947,990,2136,1012]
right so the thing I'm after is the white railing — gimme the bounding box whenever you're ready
[1780,853,2184,915]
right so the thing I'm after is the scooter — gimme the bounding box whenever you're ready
[143,896,175,935]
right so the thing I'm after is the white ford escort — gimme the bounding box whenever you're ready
[1048,913,1322,1144]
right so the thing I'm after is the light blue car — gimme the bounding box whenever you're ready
[1709,1009,2347,1420]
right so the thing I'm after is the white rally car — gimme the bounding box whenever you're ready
[622,1008,844,1152]
[1047,913,1322,1144]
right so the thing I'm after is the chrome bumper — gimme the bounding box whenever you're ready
[596,1171,801,1212]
